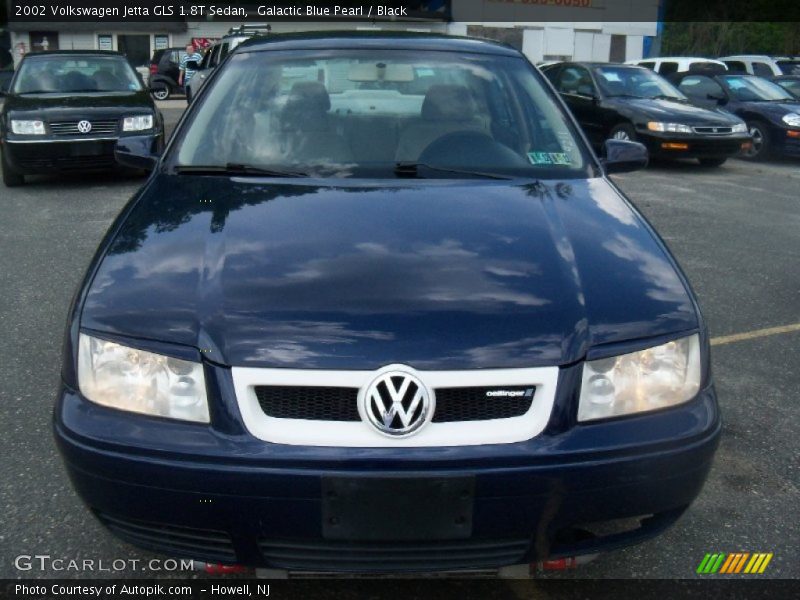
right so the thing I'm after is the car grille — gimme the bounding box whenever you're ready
[255,386,360,421]
[15,155,116,171]
[96,512,237,562]
[254,385,535,423]
[258,538,529,572]
[49,119,119,136]
[693,126,734,135]
[432,386,535,422]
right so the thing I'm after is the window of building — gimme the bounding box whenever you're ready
[154,35,169,51]
[97,35,113,51]
[609,35,626,62]
[29,32,59,52]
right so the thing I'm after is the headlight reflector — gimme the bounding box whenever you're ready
[122,115,154,132]
[732,122,748,133]
[78,333,209,423]
[782,113,800,127]
[647,122,693,134]
[11,119,46,135]
[578,334,701,422]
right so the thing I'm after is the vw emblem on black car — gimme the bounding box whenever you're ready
[77,120,92,134]
[362,369,433,436]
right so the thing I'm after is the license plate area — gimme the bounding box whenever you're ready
[322,476,475,541]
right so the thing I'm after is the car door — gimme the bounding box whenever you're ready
[552,65,604,144]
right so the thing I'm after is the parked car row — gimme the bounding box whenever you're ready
[628,54,800,78]
[542,59,800,163]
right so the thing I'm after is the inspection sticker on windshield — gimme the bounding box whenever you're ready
[528,152,572,166]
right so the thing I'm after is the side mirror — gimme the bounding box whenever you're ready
[115,135,160,171]
[601,139,649,174]
[185,60,200,71]
[577,85,597,100]
[707,93,728,106]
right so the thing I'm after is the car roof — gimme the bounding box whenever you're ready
[719,55,775,61]
[234,31,520,57]
[559,62,649,70]
[629,57,727,65]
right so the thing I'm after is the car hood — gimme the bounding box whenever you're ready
[4,90,153,116]
[81,175,698,370]
[610,97,742,125]
[735,100,800,122]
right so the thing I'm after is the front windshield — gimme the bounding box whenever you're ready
[13,56,142,94]
[721,75,794,101]
[175,49,591,178]
[594,66,687,100]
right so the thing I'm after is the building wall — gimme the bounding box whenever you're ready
[10,20,653,67]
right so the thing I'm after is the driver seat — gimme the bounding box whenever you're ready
[395,84,488,162]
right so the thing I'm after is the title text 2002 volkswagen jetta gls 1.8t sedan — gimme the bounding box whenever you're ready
[55,33,720,575]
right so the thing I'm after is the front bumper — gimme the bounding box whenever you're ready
[54,370,720,573]
[2,133,160,173]
[636,130,751,159]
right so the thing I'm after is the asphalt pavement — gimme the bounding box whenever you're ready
[0,104,797,584]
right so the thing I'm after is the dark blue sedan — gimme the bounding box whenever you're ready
[54,32,720,575]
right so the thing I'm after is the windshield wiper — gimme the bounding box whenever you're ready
[394,162,517,180]
[652,94,688,103]
[174,163,308,177]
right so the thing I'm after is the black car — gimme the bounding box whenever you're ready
[772,75,800,100]
[148,47,186,100]
[543,62,750,167]
[675,73,800,160]
[54,33,720,575]
[1,50,164,186]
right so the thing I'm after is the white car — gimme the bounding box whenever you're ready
[626,57,727,77]
[718,55,800,77]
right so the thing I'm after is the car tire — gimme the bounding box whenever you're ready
[742,121,771,161]
[698,157,727,167]
[1,148,24,187]
[609,123,638,142]
[151,86,170,101]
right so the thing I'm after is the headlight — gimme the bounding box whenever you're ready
[11,119,46,135]
[122,115,154,132]
[782,113,800,127]
[78,333,209,423]
[578,334,701,422]
[732,122,748,133]
[647,122,693,134]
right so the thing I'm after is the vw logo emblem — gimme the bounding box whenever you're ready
[361,368,433,437]
[77,120,92,133]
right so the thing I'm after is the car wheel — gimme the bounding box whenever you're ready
[151,86,170,101]
[698,157,727,167]
[1,148,24,187]
[742,122,771,160]
[609,123,637,142]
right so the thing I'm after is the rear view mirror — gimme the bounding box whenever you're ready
[115,135,160,171]
[185,60,200,71]
[601,139,649,174]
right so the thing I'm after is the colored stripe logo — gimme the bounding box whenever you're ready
[697,553,773,574]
